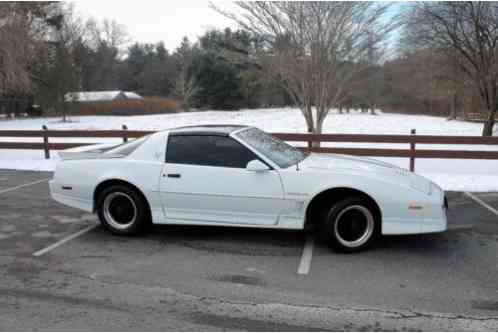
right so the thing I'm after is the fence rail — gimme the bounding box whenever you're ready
[1,126,498,172]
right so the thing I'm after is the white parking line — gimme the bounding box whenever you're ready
[0,178,50,195]
[465,192,498,217]
[33,224,98,257]
[297,234,314,275]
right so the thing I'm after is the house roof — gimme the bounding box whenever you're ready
[122,92,143,99]
[64,91,143,102]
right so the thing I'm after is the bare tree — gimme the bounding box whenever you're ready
[174,70,198,112]
[86,18,129,55]
[212,2,396,138]
[405,2,498,136]
[81,18,129,91]
[0,2,55,96]
[354,31,391,115]
[174,37,198,111]
[33,3,87,122]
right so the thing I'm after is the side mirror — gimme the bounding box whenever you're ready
[246,160,270,172]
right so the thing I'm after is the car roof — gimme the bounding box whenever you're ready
[168,125,251,136]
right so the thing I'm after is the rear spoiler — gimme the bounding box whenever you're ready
[58,143,123,161]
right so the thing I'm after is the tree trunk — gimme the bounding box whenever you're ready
[482,120,494,136]
[303,104,314,133]
[482,105,497,136]
[311,112,326,148]
[370,105,376,115]
[59,98,66,123]
[448,92,458,120]
[62,104,67,122]
[482,114,495,136]
[183,99,190,112]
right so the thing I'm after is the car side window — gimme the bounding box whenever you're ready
[166,135,260,168]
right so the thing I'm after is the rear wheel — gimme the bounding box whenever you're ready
[97,185,149,235]
[320,197,378,253]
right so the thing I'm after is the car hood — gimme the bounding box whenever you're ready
[299,153,401,173]
[297,153,432,193]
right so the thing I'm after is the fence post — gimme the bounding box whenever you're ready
[122,124,128,143]
[410,129,416,172]
[42,125,50,159]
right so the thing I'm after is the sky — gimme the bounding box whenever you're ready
[73,1,403,52]
[73,0,238,51]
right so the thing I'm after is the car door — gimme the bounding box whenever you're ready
[159,133,286,225]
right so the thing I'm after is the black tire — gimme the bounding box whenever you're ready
[319,197,379,253]
[96,184,149,235]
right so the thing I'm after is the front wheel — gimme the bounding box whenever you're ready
[320,197,379,253]
[97,185,149,235]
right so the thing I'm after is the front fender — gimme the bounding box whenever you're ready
[283,170,439,235]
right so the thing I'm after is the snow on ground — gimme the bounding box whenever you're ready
[1,108,497,191]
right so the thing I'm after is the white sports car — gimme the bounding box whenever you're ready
[50,125,447,252]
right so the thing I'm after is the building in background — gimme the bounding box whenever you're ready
[64,91,143,103]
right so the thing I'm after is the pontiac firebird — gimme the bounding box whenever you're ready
[49,125,447,252]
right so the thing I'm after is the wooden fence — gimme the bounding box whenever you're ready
[1,125,498,172]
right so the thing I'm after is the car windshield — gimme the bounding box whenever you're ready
[235,128,308,168]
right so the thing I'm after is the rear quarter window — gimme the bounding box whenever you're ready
[104,135,150,156]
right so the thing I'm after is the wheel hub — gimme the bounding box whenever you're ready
[334,205,374,248]
[103,192,137,230]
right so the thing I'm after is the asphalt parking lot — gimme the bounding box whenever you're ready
[0,169,497,331]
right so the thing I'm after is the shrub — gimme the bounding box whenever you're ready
[67,97,181,116]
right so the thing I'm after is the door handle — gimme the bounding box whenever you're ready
[166,173,181,178]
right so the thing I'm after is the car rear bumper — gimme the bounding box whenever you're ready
[49,180,93,212]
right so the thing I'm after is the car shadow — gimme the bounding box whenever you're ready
[373,232,456,257]
[88,223,458,257]
[310,232,456,257]
[145,224,306,257]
